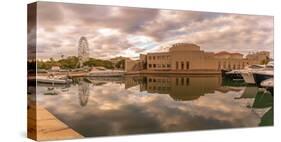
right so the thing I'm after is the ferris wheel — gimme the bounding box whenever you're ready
[78,36,89,67]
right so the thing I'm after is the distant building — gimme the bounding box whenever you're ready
[125,43,270,73]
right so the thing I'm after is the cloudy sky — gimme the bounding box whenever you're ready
[35,2,273,60]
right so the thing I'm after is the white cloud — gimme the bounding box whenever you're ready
[35,2,273,60]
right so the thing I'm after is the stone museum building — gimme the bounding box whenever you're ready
[125,43,270,73]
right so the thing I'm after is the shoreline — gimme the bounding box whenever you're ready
[125,70,221,75]
[36,70,221,77]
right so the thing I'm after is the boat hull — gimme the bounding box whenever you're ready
[241,72,256,84]
[224,73,243,80]
[37,78,72,84]
[253,73,273,87]
[267,87,274,95]
[261,78,274,95]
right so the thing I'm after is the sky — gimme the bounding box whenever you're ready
[33,2,274,60]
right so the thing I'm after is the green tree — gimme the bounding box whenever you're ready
[84,58,114,69]
[115,59,125,69]
[58,56,79,69]
[36,56,115,70]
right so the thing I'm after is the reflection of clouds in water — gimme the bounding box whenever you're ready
[187,94,259,127]
[37,81,260,137]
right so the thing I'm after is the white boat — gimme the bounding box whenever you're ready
[88,68,124,77]
[225,64,266,81]
[260,78,274,94]
[261,78,274,88]
[241,63,273,84]
[241,71,255,84]
[252,70,273,86]
[240,66,263,84]
[225,70,243,80]
[37,75,72,84]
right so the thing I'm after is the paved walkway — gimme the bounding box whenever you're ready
[28,102,83,141]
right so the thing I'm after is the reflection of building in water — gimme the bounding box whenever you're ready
[125,43,269,72]
[78,81,90,107]
[125,75,221,101]
[124,76,144,89]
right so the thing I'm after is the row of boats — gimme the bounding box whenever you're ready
[37,69,125,84]
[224,61,274,94]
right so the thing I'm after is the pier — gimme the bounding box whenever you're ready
[125,70,221,75]
[28,101,83,141]
[37,71,88,78]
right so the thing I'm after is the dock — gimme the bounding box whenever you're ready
[37,71,88,78]
[125,70,221,75]
[28,101,83,141]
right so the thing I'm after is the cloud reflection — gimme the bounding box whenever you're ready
[36,76,262,137]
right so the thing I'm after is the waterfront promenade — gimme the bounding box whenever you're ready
[28,101,83,141]
[125,70,221,75]
[37,71,88,77]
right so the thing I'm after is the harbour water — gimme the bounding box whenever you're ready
[35,75,273,137]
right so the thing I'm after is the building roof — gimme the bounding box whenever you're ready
[231,53,243,56]
[169,43,200,52]
[215,51,231,55]
[172,43,199,47]
[215,51,243,56]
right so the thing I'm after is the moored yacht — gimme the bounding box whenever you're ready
[260,78,274,94]
[241,62,273,85]
[37,74,72,84]
[224,70,243,80]
[240,64,265,84]
[253,70,273,87]
[224,64,266,81]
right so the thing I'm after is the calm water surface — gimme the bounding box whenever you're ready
[35,75,273,137]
